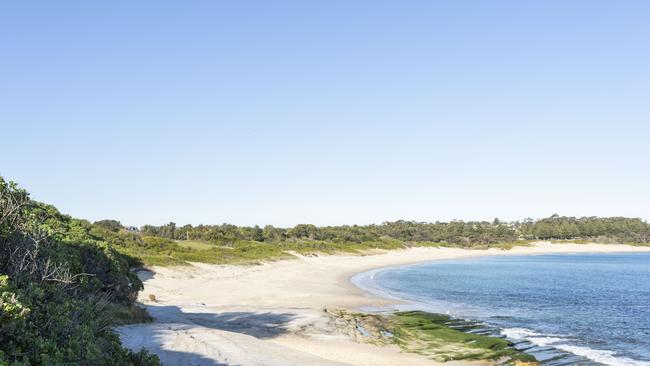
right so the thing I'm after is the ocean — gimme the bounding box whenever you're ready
[352,253,650,366]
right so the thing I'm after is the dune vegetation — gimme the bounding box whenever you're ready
[123,215,650,266]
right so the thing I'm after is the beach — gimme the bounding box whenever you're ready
[118,243,650,366]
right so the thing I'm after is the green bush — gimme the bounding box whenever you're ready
[0,177,159,365]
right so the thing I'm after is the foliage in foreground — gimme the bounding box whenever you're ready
[0,177,159,365]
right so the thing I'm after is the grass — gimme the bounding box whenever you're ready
[117,240,293,266]
[115,236,537,267]
[549,239,591,244]
[275,237,408,255]
[468,240,533,250]
[548,239,650,246]
[627,242,650,247]
[116,237,412,266]
[175,240,215,250]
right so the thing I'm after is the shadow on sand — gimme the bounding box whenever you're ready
[145,305,298,339]
[118,305,303,365]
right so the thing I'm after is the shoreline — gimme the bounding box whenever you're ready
[118,242,650,366]
[348,248,650,310]
[348,251,650,366]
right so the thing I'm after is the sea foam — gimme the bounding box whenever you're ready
[502,327,650,366]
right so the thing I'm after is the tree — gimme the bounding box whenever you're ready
[160,222,176,239]
[251,225,264,242]
[289,224,321,240]
[262,225,285,242]
[94,219,123,232]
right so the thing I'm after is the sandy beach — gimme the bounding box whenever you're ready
[118,243,650,366]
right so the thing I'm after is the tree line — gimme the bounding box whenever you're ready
[138,215,650,246]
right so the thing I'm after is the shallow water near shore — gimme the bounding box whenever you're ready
[353,253,650,366]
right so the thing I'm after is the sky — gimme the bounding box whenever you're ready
[1,1,649,227]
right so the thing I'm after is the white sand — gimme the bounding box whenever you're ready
[118,242,650,366]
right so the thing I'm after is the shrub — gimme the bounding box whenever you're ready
[0,177,159,365]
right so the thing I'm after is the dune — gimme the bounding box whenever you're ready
[118,242,650,366]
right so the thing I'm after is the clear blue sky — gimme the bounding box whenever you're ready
[1,1,649,227]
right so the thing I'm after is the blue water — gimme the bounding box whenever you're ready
[353,253,650,366]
